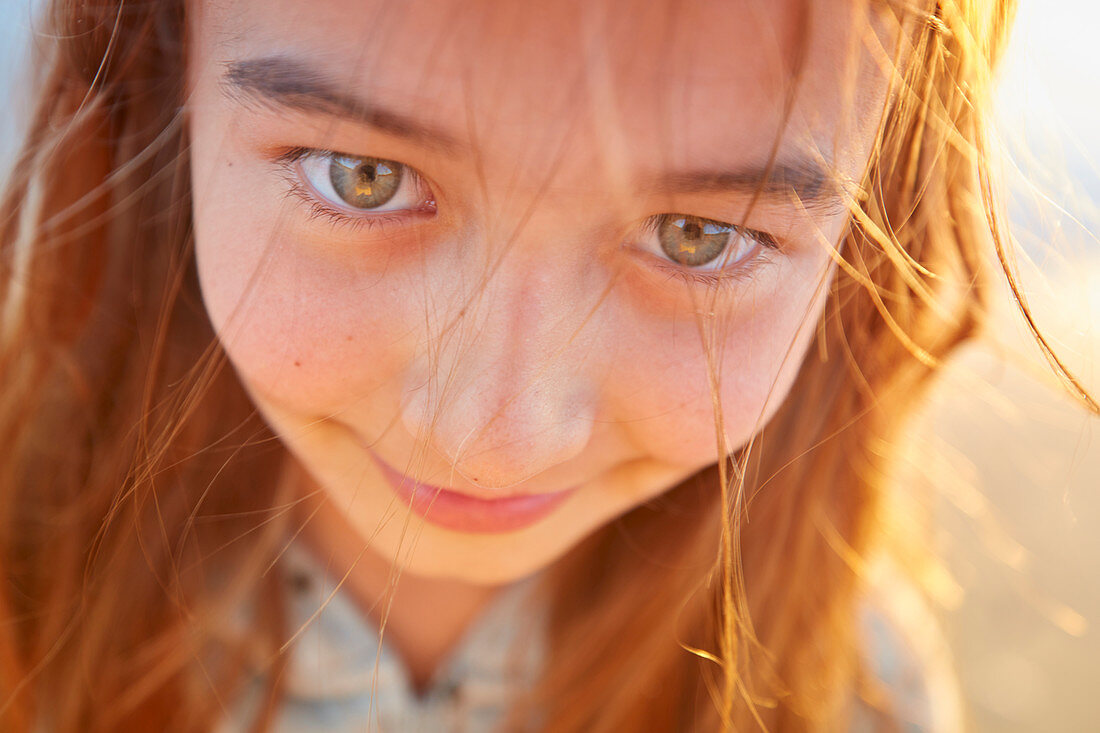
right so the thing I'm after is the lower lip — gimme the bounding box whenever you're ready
[368,453,576,534]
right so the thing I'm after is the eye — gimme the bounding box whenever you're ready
[642,214,775,272]
[294,150,432,214]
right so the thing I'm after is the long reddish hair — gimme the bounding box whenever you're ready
[1,1,1092,731]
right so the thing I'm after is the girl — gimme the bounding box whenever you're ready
[0,0,1093,731]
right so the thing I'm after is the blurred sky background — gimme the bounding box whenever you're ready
[1,1,1098,731]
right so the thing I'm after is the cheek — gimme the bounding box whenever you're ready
[192,206,418,415]
[608,257,832,467]
[187,96,422,418]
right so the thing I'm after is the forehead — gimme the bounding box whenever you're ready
[198,0,896,187]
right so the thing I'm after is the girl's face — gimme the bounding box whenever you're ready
[188,0,895,583]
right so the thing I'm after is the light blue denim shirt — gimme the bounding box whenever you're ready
[217,544,948,733]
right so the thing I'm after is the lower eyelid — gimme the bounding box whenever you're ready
[660,261,760,287]
[281,177,434,236]
[661,247,773,287]
[625,243,775,292]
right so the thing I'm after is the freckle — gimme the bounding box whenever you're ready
[294,360,301,367]
[346,335,353,341]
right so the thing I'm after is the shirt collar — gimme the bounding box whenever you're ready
[275,541,548,705]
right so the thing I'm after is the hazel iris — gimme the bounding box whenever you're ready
[657,215,736,267]
[328,154,403,209]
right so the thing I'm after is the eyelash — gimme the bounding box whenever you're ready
[274,147,779,289]
[274,147,435,233]
[657,261,769,289]
[636,215,779,290]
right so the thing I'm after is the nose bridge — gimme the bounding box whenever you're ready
[402,245,601,489]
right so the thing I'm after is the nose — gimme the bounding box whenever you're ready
[399,257,600,491]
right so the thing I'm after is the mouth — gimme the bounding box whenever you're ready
[366,451,578,534]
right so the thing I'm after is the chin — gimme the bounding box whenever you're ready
[384,520,578,587]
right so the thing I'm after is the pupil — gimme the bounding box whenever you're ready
[357,165,377,184]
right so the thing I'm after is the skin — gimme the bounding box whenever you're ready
[187,0,897,690]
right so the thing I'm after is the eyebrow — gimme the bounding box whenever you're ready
[650,162,843,213]
[222,55,844,212]
[222,56,464,154]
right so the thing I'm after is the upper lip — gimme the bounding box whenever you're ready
[368,451,575,502]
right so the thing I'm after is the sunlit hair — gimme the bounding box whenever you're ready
[0,0,1094,731]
